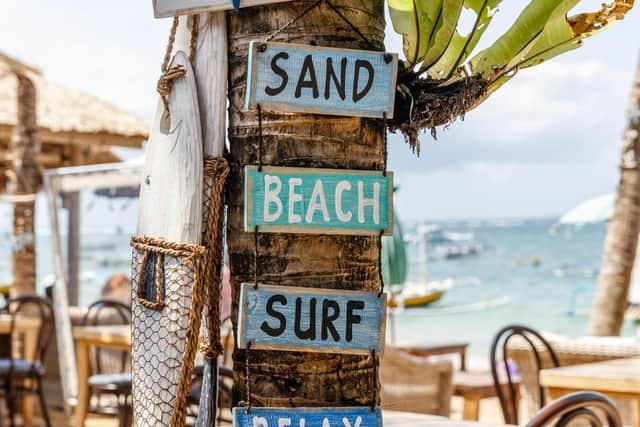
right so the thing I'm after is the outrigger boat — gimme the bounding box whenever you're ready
[382,212,451,309]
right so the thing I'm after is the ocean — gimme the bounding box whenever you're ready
[0,213,637,369]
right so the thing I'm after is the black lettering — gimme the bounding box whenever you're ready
[265,52,289,96]
[260,294,287,337]
[324,57,347,100]
[321,300,340,341]
[346,300,364,342]
[295,55,319,99]
[352,60,375,103]
[294,297,317,340]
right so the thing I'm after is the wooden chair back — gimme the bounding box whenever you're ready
[82,299,131,374]
[525,391,622,427]
[1,295,55,367]
[491,324,560,424]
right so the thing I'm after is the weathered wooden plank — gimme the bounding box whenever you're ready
[153,0,294,18]
[237,283,386,354]
[245,42,398,118]
[244,166,393,236]
[233,406,383,427]
[132,50,203,426]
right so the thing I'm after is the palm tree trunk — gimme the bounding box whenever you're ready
[227,0,386,407]
[589,59,640,336]
[8,74,41,298]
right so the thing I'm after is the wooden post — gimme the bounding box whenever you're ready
[227,0,386,407]
[8,73,41,298]
[62,191,80,306]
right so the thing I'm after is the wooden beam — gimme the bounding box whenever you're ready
[0,125,146,148]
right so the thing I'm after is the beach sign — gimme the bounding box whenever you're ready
[237,284,386,354]
[245,42,398,118]
[153,0,294,18]
[233,407,382,427]
[244,166,393,236]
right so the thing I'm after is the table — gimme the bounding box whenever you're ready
[73,324,235,427]
[393,342,513,421]
[384,410,506,427]
[0,313,41,426]
[73,325,131,427]
[395,342,469,371]
[540,358,640,427]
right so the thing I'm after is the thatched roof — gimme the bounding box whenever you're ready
[0,51,149,193]
[0,51,148,146]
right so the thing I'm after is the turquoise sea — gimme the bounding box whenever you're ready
[0,209,637,369]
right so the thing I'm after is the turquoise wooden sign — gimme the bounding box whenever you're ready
[233,407,382,427]
[245,42,398,118]
[244,166,393,236]
[237,284,386,354]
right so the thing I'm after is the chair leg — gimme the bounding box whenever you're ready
[6,394,16,427]
[36,376,52,427]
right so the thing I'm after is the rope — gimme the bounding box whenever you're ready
[257,105,264,172]
[254,226,260,289]
[245,342,253,412]
[170,253,206,427]
[199,158,230,359]
[156,15,200,113]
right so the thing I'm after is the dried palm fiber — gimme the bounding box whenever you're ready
[388,71,487,156]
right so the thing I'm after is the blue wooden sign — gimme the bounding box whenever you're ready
[237,284,386,354]
[244,166,393,236]
[233,407,382,427]
[245,42,398,118]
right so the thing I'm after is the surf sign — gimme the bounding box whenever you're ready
[245,42,398,118]
[237,284,386,354]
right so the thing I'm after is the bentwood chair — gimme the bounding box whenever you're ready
[525,391,622,427]
[0,295,54,427]
[491,324,560,425]
[81,299,132,426]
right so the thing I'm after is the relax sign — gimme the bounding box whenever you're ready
[245,42,398,118]
[233,407,382,427]
[245,166,393,236]
[237,284,386,354]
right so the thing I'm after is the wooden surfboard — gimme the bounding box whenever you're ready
[131,50,203,426]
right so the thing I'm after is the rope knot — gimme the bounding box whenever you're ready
[156,65,187,112]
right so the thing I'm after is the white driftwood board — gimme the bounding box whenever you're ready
[153,0,294,18]
[132,50,203,426]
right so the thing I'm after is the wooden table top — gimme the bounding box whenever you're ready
[384,410,505,427]
[540,357,640,395]
[73,324,131,348]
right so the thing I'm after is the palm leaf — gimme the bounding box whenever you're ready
[387,0,444,66]
[426,0,503,79]
[481,0,633,94]
[418,0,465,72]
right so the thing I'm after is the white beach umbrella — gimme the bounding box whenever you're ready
[558,194,615,226]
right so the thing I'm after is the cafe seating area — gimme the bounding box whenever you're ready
[1,293,640,427]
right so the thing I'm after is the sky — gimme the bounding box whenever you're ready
[1,0,639,223]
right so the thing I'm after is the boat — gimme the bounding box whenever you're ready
[386,280,452,308]
[382,213,451,309]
